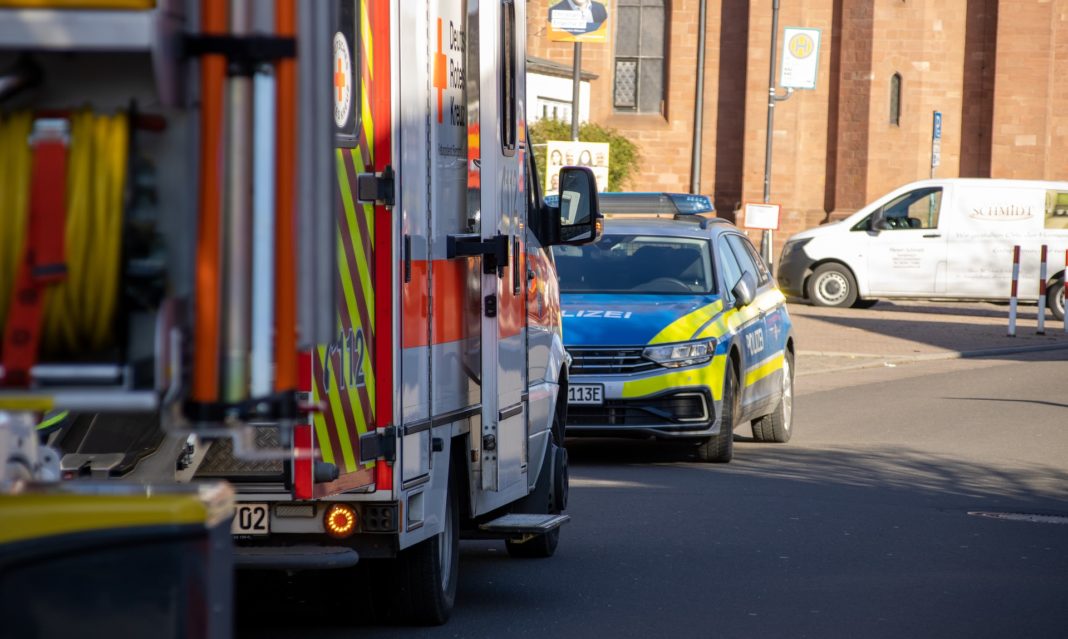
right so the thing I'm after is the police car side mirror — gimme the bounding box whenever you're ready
[550,166,602,246]
[731,272,757,309]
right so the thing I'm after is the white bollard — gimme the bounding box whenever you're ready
[1008,245,1020,337]
[1037,245,1047,335]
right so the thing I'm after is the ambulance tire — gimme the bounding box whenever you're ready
[751,350,793,443]
[696,362,736,463]
[852,298,879,309]
[1049,279,1065,321]
[807,263,858,308]
[393,470,460,625]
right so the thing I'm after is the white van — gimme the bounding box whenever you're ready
[777,179,1068,320]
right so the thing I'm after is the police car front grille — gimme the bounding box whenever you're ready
[568,393,710,427]
[568,348,658,375]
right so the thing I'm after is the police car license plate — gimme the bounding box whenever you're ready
[568,384,603,405]
[232,503,270,535]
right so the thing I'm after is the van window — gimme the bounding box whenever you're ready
[877,187,942,230]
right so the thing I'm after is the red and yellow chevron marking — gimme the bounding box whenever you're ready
[312,0,390,495]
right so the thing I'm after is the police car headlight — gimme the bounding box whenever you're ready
[643,339,716,369]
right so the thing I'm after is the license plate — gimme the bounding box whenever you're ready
[232,503,270,535]
[568,384,604,405]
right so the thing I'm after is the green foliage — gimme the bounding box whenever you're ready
[527,118,641,192]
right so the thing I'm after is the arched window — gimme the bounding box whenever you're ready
[613,0,667,114]
[889,73,902,126]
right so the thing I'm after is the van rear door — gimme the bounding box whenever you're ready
[867,186,948,296]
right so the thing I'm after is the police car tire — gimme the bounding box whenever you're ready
[1049,280,1065,322]
[807,263,858,308]
[696,363,736,463]
[392,470,459,625]
[751,351,793,443]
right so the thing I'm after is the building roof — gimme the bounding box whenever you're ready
[527,56,598,81]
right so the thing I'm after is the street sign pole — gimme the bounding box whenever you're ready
[571,43,582,141]
[762,0,792,273]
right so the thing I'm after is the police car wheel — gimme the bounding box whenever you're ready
[1049,280,1065,321]
[807,263,858,308]
[696,362,737,463]
[751,350,793,443]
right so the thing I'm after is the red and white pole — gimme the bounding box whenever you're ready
[1008,245,1021,337]
[1036,245,1047,335]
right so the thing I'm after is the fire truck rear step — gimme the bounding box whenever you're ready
[234,545,359,571]
[478,513,570,535]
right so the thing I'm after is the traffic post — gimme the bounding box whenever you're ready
[1008,245,1021,337]
[1037,245,1047,335]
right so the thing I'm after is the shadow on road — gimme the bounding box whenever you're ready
[237,440,1068,637]
[799,311,1067,360]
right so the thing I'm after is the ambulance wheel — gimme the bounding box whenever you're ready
[393,470,459,625]
[696,361,736,463]
[751,350,794,443]
[807,263,857,308]
[1049,280,1065,321]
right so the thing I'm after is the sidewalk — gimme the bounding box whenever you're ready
[788,300,1068,376]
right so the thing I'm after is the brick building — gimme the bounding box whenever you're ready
[526,0,1068,252]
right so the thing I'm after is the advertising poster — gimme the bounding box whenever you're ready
[548,0,609,44]
[545,140,609,194]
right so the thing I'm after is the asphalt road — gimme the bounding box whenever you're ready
[240,349,1068,639]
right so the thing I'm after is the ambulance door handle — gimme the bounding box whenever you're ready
[512,236,521,295]
[403,234,412,283]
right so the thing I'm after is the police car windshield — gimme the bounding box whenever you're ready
[554,234,716,295]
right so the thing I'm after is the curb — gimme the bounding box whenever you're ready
[798,342,1068,377]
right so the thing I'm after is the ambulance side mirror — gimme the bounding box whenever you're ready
[551,166,602,246]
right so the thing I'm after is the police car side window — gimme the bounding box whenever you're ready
[718,237,744,297]
[726,234,764,286]
[735,235,771,286]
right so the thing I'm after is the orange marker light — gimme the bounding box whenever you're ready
[324,504,357,538]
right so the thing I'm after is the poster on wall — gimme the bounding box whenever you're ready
[545,140,609,194]
[548,0,609,43]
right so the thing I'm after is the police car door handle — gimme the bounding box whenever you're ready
[923,233,941,238]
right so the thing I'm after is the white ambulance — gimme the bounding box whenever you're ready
[778,179,1068,319]
[0,0,599,628]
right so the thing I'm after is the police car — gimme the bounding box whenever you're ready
[550,193,795,462]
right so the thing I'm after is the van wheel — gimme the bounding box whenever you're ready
[696,363,736,463]
[1049,280,1065,322]
[807,263,858,308]
[751,351,793,443]
[392,470,459,625]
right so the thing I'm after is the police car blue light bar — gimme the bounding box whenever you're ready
[546,192,715,216]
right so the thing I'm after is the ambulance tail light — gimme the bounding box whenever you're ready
[324,503,358,538]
